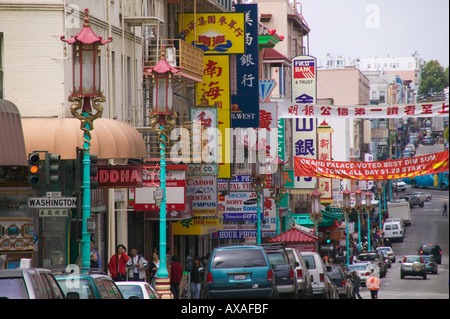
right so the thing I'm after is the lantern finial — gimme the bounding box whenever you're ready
[83,8,90,27]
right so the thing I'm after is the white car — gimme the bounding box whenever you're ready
[115,281,160,299]
[412,192,432,202]
[392,179,406,192]
[376,246,396,263]
[347,263,373,286]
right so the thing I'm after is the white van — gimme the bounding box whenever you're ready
[300,252,330,299]
[383,221,404,242]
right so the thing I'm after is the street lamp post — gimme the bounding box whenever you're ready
[269,158,286,235]
[376,180,383,228]
[308,188,322,237]
[61,8,112,271]
[365,191,373,251]
[342,187,352,265]
[146,46,180,299]
[354,187,363,251]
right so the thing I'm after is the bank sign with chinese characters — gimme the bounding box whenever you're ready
[179,13,245,54]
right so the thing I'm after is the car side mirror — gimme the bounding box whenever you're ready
[66,292,80,299]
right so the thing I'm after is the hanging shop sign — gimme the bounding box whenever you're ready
[292,118,317,189]
[294,151,449,181]
[187,176,218,214]
[278,101,449,119]
[179,13,245,54]
[196,55,231,178]
[231,4,259,128]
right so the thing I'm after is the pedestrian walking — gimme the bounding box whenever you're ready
[149,250,160,287]
[170,255,183,299]
[442,201,448,218]
[350,271,363,299]
[126,248,148,281]
[90,251,99,269]
[107,244,129,281]
[90,238,102,270]
[366,269,381,299]
[190,256,202,299]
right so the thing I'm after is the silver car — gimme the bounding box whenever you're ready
[412,192,432,202]
[400,255,427,280]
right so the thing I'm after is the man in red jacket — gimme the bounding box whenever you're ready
[170,255,183,299]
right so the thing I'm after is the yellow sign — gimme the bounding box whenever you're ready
[196,55,231,178]
[179,13,245,54]
[172,218,222,236]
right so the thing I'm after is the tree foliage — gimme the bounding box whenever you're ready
[418,60,449,96]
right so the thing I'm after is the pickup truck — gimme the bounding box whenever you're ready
[260,243,298,298]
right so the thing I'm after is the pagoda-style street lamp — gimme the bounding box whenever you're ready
[145,45,181,299]
[61,8,112,271]
[250,140,267,245]
[365,191,373,251]
[342,187,352,265]
[269,157,286,235]
[354,187,363,250]
[308,188,322,237]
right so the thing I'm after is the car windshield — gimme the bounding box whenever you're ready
[0,277,29,299]
[211,249,267,269]
[327,267,343,280]
[117,285,144,299]
[266,252,287,265]
[421,256,432,262]
[421,245,438,253]
[56,278,95,299]
[404,256,421,263]
[377,247,392,253]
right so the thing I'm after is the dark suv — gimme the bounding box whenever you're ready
[260,243,298,298]
[418,243,442,264]
[402,195,424,208]
[0,268,65,299]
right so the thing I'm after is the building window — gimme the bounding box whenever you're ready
[372,91,378,99]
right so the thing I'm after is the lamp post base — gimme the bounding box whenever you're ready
[155,277,173,299]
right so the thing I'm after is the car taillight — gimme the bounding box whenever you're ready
[207,272,213,284]
[420,250,423,254]
[320,274,324,282]
[342,280,346,287]
[289,268,294,280]
[297,269,303,278]
[267,270,273,282]
[364,272,370,276]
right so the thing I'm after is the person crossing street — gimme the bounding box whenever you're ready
[366,269,381,299]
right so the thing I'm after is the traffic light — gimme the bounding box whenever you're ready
[28,152,41,187]
[326,230,331,243]
[45,153,61,185]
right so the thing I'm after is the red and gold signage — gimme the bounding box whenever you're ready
[294,151,449,180]
[96,165,142,188]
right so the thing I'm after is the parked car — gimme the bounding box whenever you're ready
[347,263,373,287]
[402,194,424,208]
[0,268,65,299]
[300,251,331,299]
[418,243,442,264]
[355,251,387,278]
[422,136,435,145]
[55,272,124,299]
[392,179,406,192]
[376,246,396,263]
[412,191,432,202]
[384,218,406,235]
[400,255,427,280]
[378,250,392,268]
[116,281,160,299]
[261,243,297,298]
[402,149,413,158]
[326,265,353,299]
[420,255,438,274]
[404,143,416,155]
[285,247,313,299]
[204,245,277,299]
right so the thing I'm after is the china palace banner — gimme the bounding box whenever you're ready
[294,151,449,181]
[278,101,449,119]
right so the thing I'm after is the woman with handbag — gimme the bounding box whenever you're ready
[107,244,129,281]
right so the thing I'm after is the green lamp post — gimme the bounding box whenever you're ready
[342,187,352,265]
[365,191,373,251]
[146,46,180,299]
[355,187,363,251]
[61,8,111,271]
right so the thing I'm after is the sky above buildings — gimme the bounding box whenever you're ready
[298,0,450,68]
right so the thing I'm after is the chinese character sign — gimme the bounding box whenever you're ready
[317,123,334,199]
[292,55,317,105]
[197,55,231,178]
[231,4,259,128]
[179,13,245,54]
[293,118,317,189]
